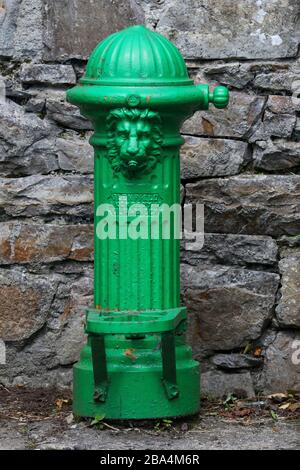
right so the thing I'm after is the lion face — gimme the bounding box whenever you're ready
[115,118,153,171]
[107,108,162,177]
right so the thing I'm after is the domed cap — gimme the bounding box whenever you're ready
[81,25,192,87]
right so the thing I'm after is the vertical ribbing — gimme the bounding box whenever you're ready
[94,147,180,312]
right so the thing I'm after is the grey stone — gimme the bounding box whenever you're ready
[0,334,61,387]
[46,268,93,330]
[55,275,93,365]
[201,370,255,398]
[12,0,43,59]
[43,0,144,61]
[249,94,299,143]
[182,93,266,139]
[266,95,300,114]
[8,367,73,389]
[23,87,55,115]
[3,137,58,176]
[201,62,296,91]
[253,71,299,93]
[56,131,94,174]
[72,63,86,81]
[181,263,279,353]
[276,251,300,328]
[180,136,249,179]
[20,64,76,86]
[5,86,31,105]
[278,235,300,248]
[156,0,300,60]
[0,268,58,341]
[253,331,300,394]
[25,96,45,113]
[25,86,49,100]
[211,354,263,370]
[0,270,92,386]
[0,175,93,217]
[11,331,59,372]
[49,262,89,277]
[181,233,278,268]
[250,111,296,142]
[186,175,300,236]
[46,93,92,131]
[202,63,255,89]
[253,139,300,171]
[294,117,300,141]
[0,0,21,57]
[0,99,58,176]
[23,138,59,174]
[180,184,185,204]
[0,222,93,264]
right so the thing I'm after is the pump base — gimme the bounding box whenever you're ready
[73,336,200,420]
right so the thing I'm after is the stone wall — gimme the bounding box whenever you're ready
[0,0,299,397]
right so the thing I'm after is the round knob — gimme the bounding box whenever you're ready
[209,86,229,109]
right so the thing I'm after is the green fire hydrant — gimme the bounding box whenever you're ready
[67,25,229,420]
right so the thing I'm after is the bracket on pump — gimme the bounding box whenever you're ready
[86,307,186,401]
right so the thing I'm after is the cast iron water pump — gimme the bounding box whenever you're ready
[67,25,229,419]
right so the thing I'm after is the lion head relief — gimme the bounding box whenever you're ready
[106,108,163,177]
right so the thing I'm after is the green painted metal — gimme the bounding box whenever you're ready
[67,24,229,420]
[86,307,187,335]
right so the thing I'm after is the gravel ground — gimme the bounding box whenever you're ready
[0,386,299,450]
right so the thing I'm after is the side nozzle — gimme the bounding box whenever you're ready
[209,86,229,109]
[196,84,229,110]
